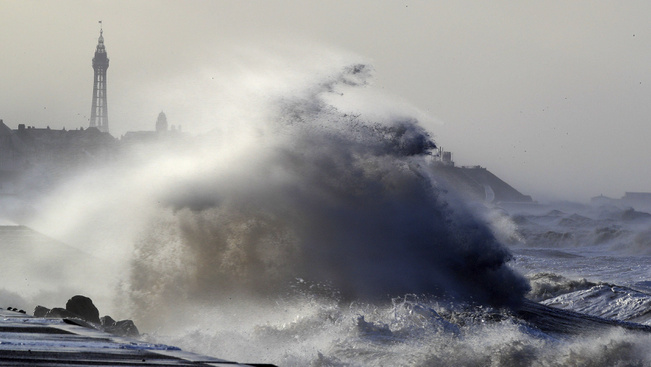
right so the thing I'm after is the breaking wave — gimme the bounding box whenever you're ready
[122,63,529,327]
[148,296,651,367]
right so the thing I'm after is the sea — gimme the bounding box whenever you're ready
[1,63,650,366]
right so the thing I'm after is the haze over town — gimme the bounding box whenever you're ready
[2,1,651,202]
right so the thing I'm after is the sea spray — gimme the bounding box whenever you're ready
[145,296,651,366]
[124,63,530,329]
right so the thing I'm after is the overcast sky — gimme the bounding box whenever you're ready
[2,1,651,202]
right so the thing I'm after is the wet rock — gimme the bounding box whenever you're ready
[104,319,140,337]
[100,315,116,327]
[33,305,50,317]
[65,295,100,324]
[34,295,139,337]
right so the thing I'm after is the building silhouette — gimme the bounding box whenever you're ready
[89,25,109,133]
[121,111,185,144]
[155,111,168,133]
[0,119,116,195]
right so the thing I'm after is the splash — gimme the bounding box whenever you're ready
[6,54,530,325]
[142,294,651,366]
[122,63,529,326]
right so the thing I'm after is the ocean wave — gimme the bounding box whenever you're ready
[541,283,651,325]
[123,63,529,330]
[509,205,651,255]
[526,273,596,302]
[147,296,651,366]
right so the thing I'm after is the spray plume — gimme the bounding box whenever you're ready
[123,63,529,320]
[22,57,528,323]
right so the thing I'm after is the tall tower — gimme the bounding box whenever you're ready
[90,24,109,133]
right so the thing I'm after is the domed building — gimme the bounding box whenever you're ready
[155,111,168,133]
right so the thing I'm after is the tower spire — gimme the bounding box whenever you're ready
[90,22,109,133]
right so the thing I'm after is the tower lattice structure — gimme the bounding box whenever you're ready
[90,26,109,133]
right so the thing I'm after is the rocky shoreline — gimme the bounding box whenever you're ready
[32,295,139,337]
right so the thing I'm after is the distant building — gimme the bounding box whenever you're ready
[0,119,115,194]
[121,111,184,144]
[433,147,454,167]
[155,111,168,133]
[1,109,191,195]
[619,192,651,211]
[622,192,651,202]
[89,25,110,133]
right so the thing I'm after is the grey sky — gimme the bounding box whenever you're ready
[1,1,650,202]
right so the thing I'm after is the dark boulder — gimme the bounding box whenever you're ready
[34,295,139,337]
[33,305,50,317]
[100,315,116,327]
[104,319,140,337]
[65,295,100,324]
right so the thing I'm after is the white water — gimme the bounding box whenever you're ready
[137,203,651,366]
